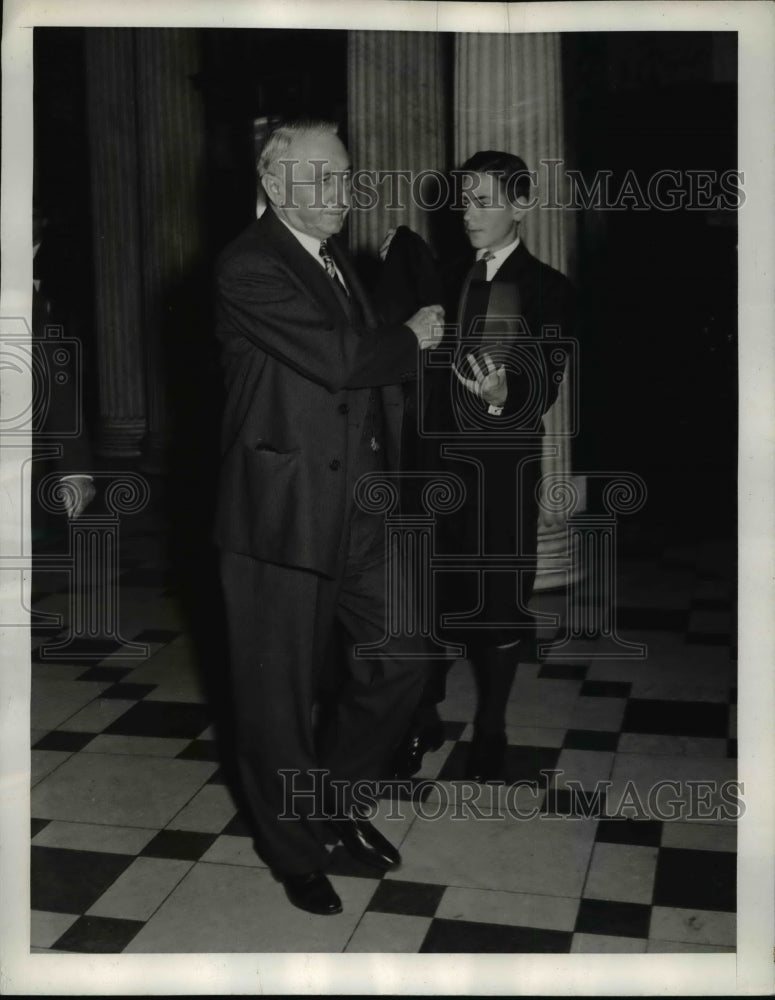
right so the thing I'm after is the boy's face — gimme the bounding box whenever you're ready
[461,171,522,253]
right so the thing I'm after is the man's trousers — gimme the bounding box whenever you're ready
[220,504,429,875]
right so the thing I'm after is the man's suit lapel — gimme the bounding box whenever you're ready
[261,209,351,323]
[492,240,532,286]
[329,238,377,329]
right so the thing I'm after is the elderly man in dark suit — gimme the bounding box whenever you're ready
[214,120,443,916]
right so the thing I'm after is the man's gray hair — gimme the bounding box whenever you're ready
[257,120,340,178]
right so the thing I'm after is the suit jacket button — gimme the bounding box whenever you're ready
[329,459,341,471]
[338,403,349,415]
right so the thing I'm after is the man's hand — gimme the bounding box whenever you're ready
[61,475,96,519]
[379,228,397,262]
[452,352,508,407]
[406,304,444,350]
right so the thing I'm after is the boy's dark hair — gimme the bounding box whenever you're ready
[460,150,531,203]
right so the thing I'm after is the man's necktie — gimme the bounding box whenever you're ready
[468,249,494,284]
[460,250,494,343]
[319,241,349,297]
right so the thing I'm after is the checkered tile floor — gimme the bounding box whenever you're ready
[29,513,737,954]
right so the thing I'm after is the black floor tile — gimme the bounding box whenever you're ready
[221,812,253,838]
[580,680,631,699]
[100,682,157,700]
[538,663,589,681]
[437,744,560,784]
[76,666,134,682]
[367,879,445,917]
[652,847,736,912]
[595,818,663,847]
[140,830,218,862]
[132,628,182,643]
[31,818,50,837]
[31,846,134,914]
[53,915,144,953]
[103,700,211,739]
[33,731,96,752]
[622,699,729,739]
[575,898,651,939]
[420,917,572,953]
[563,729,619,752]
[177,739,222,762]
[206,766,227,785]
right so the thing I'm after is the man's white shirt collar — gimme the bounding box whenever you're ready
[277,215,327,265]
[477,236,520,280]
[276,214,347,288]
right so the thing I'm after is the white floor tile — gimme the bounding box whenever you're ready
[31,752,217,828]
[437,886,578,931]
[568,696,626,732]
[660,822,737,853]
[649,906,735,947]
[30,910,79,949]
[344,912,431,952]
[82,734,192,757]
[571,932,648,953]
[384,806,597,898]
[31,750,72,787]
[58,698,139,733]
[608,754,738,821]
[167,782,239,833]
[583,843,658,905]
[30,678,111,731]
[124,863,376,952]
[200,835,267,868]
[554,749,615,790]
[32,820,156,855]
[646,939,735,953]
[87,856,193,921]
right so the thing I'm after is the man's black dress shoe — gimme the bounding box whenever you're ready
[331,816,401,871]
[391,720,445,777]
[465,731,507,782]
[281,871,342,915]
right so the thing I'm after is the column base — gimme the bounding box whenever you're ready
[95,419,147,458]
[535,522,583,591]
[139,431,171,475]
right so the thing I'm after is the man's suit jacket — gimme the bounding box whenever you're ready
[432,239,576,550]
[214,207,418,578]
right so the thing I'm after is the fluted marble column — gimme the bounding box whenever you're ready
[347,31,447,258]
[85,30,147,457]
[135,29,207,469]
[454,32,580,588]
